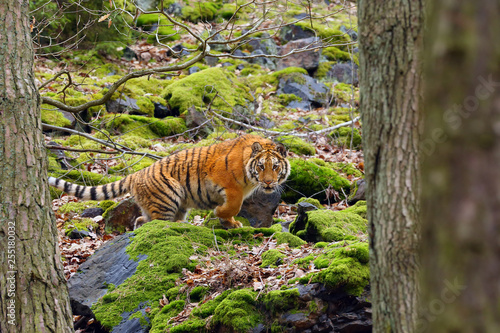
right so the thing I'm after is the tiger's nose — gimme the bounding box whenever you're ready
[264,180,272,185]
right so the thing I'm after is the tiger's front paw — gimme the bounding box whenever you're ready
[220,217,243,229]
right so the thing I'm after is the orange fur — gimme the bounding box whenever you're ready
[49,135,290,229]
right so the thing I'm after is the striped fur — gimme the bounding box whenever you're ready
[48,135,290,229]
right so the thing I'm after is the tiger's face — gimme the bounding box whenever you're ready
[247,142,290,193]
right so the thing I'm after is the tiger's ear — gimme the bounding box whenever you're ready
[276,143,287,157]
[251,142,263,156]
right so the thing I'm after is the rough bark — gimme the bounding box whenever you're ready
[420,0,500,332]
[0,0,73,331]
[358,0,423,331]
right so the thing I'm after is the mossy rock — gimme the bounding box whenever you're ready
[330,126,362,149]
[275,232,307,248]
[261,249,286,268]
[322,46,357,63]
[91,221,279,331]
[342,201,367,219]
[275,135,315,156]
[212,289,263,332]
[289,209,367,243]
[102,114,186,140]
[329,162,363,178]
[283,158,351,203]
[41,108,73,128]
[162,67,253,114]
[182,2,219,22]
[262,288,300,315]
[292,241,369,296]
[64,218,99,236]
[296,197,322,209]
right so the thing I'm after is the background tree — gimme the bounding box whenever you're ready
[0,0,73,331]
[358,0,423,331]
[420,0,500,331]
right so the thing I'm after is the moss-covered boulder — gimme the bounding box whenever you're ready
[292,241,369,296]
[275,135,316,155]
[290,208,367,243]
[162,67,253,114]
[102,114,187,140]
[283,158,351,203]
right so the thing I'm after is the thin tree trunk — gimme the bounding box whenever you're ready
[358,0,423,331]
[0,0,73,331]
[420,1,500,331]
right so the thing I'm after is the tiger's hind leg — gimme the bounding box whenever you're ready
[132,174,185,227]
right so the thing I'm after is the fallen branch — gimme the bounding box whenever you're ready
[210,111,360,138]
[42,123,161,160]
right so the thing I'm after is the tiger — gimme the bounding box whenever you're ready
[48,135,290,229]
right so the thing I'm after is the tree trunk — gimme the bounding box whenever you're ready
[0,0,73,331]
[358,0,423,331]
[420,1,500,331]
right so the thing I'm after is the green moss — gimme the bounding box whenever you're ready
[170,318,206,333]
[190,286,209,302]
[261,249,286,268]
[128,311,149,328]
[297,197,323,209]
[275,233,307,248]
[191,290,232,319]
[41,108,72,127]
[102,114,187,140]
[330,126,362,149]
[333,83,360,103]
[277,93,302,107]
[273,67,308,78]
[290,209,367,243]
[64,218,99,236]
[182,2,219,22]
[343,201,367,219]
[269,223,282,233]
[262,288,300,314]
[162,67,252,114]
[212,289,262,332]
[219,3,238,19]
[275,135,315,155]
[58,201,99,214]
[292,255,314,269]
[322,46,357,63]
[291,241,369,296]
[330,162,363,178]
[283,158,351,203]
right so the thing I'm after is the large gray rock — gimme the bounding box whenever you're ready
[324,61,359,85]
[249,49,276,70]
[277,37,321,71]
[104,198,142,232]
[105,96,145,115]
[277,73,330,109]
[68,233,147,317]
[280,24,316,43]
[238,191,281,228]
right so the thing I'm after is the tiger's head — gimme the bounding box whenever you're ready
[246,141,291,193]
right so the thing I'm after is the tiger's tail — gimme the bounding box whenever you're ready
[48,175,134,200]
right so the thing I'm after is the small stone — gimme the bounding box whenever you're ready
[81,207,104,218]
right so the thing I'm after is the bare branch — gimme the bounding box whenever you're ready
[209,110,360,138]
[42,123,161,160]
